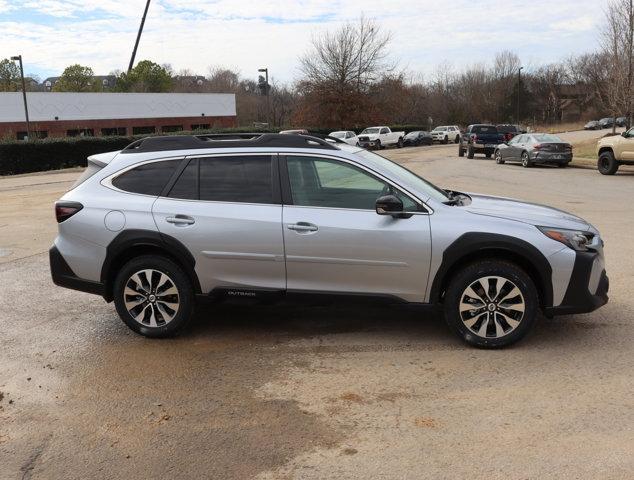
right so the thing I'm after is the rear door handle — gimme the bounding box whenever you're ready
[166,214,195,226]
[287,222,318,233]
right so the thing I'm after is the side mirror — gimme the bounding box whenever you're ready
[622,131,628,137]
[375,194,403,216]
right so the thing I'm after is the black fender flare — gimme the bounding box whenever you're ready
[101,229,201,301]
[429,232,553,307]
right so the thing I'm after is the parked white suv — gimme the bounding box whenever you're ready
[50,133,609,348]
[432,126,461,144]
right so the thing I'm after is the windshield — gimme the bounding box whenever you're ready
[497,125,517,133]
[405,131,420,138]
[330,132,346,138]
[361,128,380,134]
[432,127,446,132]
[472,125,498,134]
[532,134,562,142]
[353,149,449,202]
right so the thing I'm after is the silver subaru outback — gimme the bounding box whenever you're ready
[50,133,609,348]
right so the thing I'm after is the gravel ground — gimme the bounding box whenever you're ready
[0,136,632,479]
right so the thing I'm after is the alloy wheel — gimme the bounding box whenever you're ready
[123,269,180,327]
[459,276,525,339]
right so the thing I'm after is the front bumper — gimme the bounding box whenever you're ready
[50,245,105,297]
[359,139,379,148]
[545,250,609,316]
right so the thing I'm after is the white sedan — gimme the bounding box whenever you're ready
[329,131,360,146]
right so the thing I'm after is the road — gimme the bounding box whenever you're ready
[0,138,632,479]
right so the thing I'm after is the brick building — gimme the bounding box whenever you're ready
[0,92,237,140]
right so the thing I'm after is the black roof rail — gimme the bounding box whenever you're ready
[120,133,340,154]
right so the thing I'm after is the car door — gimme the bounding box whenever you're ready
[152,154,286,294]
[509,135,526,161]
[280,154,432,302]
[619,128,634,160]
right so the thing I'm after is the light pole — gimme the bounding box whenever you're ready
[128,0,151,74]
[11,55,31,140]
[258,68,270,127]
[517,66,523,125]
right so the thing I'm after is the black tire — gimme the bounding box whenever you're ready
[375,139,382,150]
[467,146,474,159]
[521,152,531,168]
[494,150,505,164]
[113,255,195,338]
[443,260,539,348]
[397,137,404,148]
[454,135,460,144]
[485,152,492,159]
[598,151,619,175]
[443,135,449,144]
[458,146,464,157]
[557,162,568,168]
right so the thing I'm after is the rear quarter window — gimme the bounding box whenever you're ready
[112,160,180,196]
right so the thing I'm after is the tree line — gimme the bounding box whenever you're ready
[1,0,631,130]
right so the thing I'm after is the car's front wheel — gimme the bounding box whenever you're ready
[443,260,538,348]
[113,255,194,338]
[598,151,619,175]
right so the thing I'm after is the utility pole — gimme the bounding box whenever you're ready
[128,0,151,74]
[11,55,31,140]
[517,66,523,126]
[258,68,270,127]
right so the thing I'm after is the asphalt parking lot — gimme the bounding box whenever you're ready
[1,137,633,479]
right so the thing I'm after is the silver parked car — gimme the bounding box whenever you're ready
[494,133,573,168]
[50,133,608,348]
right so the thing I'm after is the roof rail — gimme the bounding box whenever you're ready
[120,133,340,154]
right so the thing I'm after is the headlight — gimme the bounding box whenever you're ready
[537,226,594,251]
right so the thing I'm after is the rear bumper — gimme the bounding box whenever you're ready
[531,152,573,163]
[49,245,105,297]
[545,250,609,316]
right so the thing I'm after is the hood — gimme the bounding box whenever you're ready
[360,132,380,139]
[464,193,591,231]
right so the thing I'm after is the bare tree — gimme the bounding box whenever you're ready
[601,0,634,131]
[298,16,395,127]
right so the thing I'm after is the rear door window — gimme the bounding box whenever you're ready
[198,155,273,204]
[112,160,180,196]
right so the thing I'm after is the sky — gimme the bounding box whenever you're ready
[0,0,610,84]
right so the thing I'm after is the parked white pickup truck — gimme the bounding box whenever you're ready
[358,126,405,149]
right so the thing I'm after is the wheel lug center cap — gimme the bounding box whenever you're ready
[487,303,496,312]
[148,294,156,303]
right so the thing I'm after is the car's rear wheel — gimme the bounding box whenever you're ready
[375,139,382,150]
[598,151,619,175]
[443,260,538,348]
[494,150,505,164]
[467,146,474,159]
[397,137,404,148]
[114,255,194,338]
[454,135,460,143]
[521,152,531,167]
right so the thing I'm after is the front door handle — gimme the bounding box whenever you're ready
[166,214,195,226]
[287,222,318,233]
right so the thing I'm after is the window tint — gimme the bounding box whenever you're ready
[112,160,179,196]
[168,159,198,200]
[287,156,417,211]
[199,156,273,203]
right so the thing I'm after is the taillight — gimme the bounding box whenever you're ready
[471,134,478,142]
[55,201,83,223]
